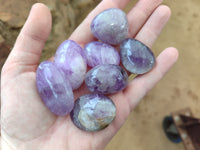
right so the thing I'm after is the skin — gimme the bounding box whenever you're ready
[1,0,179,150]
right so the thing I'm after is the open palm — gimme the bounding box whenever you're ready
[1,0,178,150]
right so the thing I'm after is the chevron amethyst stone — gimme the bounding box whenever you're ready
[36,61,74,116]
[85,64,128,94]
[91,8,129,45]
[120,39,155,74]
[84,41,120,67]
[70,93,116,132]
[54,40,87,90]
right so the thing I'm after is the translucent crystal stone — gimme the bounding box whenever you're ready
[70,93,116,132]
[120,39,155,74]
[84,41,120,67]
[91,8,129,45]
[85,64,128,94]
[36,61,74,116]
[54,40,87,90]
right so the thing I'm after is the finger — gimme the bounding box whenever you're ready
[5,3,51,72]
[127,0,163,37]
[124,47,179,110]
[135,5,171,47]
[123,5,171,76]
[69,0,130,46]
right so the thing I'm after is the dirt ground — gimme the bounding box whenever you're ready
[0,0,200,150]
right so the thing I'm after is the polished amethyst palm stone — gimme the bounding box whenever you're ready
[70,93,116,132]
[36,61,74,116]
[85,64,128,94]
[120,39,155,74]
[54,40,87,90]
[84,41,120,67]
[91,8,129,45]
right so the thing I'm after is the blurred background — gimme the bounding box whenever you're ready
[0,0,199,149]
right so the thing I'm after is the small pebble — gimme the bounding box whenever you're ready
[84,41,120,67]
[36,61,74,116]
[54,40,87,90]
[120,39,155,74]
[85,64,128,94]
[70,93,116,132]
[91,8,129,45]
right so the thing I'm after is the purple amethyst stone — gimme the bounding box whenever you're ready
[91,8,129,45]
[84,41,120,67]
[70,93,116,132]
[85,64,128,94]
[120,39,155,74]
[36,61,74,116]
[54,40,87,90]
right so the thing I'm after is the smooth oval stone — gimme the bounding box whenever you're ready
[91,8,129,45]
[120,39,155,74]
[84,41,120,67]
[85,64,128,94]
[36,61,74,116]
[70,93,116,132]
[54,40,87,90]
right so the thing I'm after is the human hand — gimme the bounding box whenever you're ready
[1,1,178,150]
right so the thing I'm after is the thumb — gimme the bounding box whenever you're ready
[2,3,52,76]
